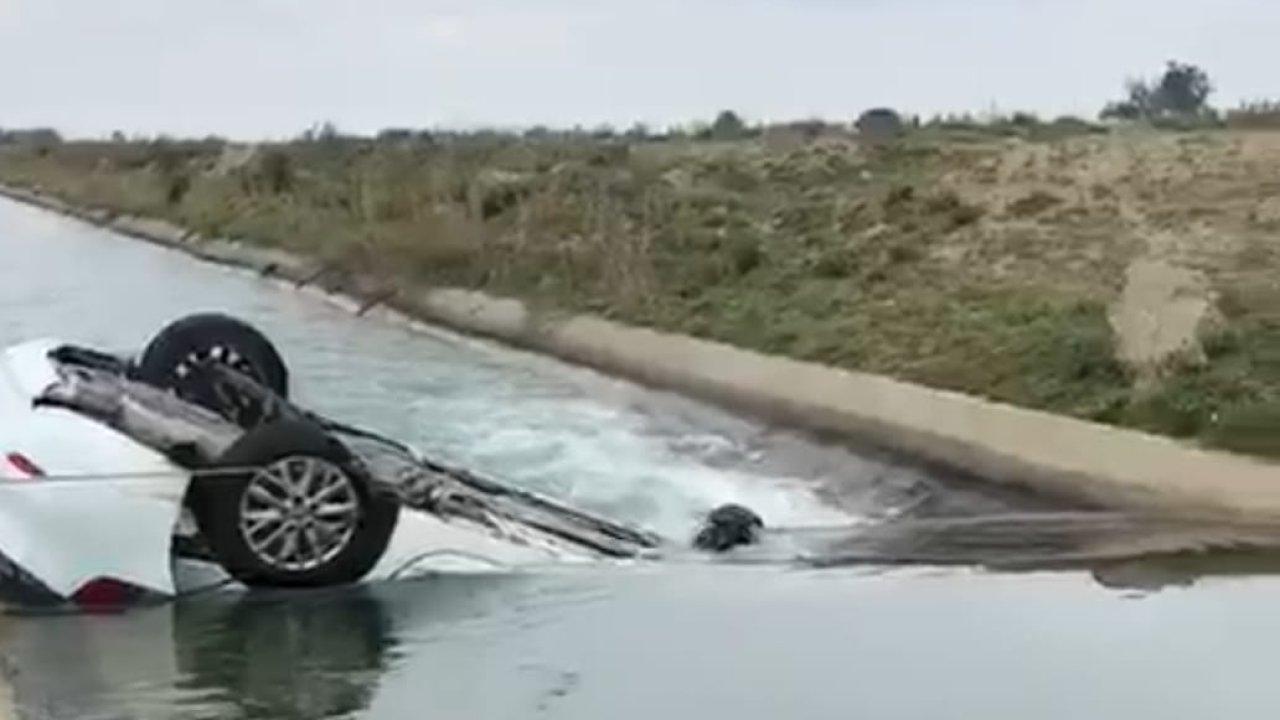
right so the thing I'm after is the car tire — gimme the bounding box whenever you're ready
[134,313,289,426]
[191,419,400,588]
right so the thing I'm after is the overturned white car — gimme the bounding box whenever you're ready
[0,314,764,606]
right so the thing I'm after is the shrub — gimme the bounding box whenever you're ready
[1207,402,1280,457]
[856,108,904,143]
[1100,60,1215,121]
[258,150,294,194]
[710,110,749,141]
[728,237,762,275]
[165,173,191,205]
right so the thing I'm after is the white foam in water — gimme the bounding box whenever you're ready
[411,384,853,539]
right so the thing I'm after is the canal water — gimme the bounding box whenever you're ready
[1,197,1278,719]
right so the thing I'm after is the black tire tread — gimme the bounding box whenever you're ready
[135,312,289,400]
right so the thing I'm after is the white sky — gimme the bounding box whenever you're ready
[0,0,1275,139]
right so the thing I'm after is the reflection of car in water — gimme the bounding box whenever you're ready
[0,576,532,719]
[173,589,396,719]
[0,313,767,606]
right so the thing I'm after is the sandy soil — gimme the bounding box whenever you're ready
[937,131,1280,374]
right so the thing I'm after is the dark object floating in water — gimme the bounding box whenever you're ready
[693,504,765,552]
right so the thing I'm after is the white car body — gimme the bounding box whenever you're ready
[0,339,603,604]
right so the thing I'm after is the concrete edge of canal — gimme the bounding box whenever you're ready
[4,183,1280,519]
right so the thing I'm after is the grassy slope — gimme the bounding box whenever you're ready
[4,126,1280,456]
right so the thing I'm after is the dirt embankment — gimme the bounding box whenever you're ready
[3,128,1280,457]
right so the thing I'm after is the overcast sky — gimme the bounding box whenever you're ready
[0,0,1275,139]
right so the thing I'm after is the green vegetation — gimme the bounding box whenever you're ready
[1100,60,1216,122]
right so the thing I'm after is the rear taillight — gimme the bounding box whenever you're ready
[71,577,142,611]
[5,452,45,478]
